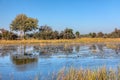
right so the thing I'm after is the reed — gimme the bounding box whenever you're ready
[0,67,120,80]
[57,67,120,80]
[0,38,120,44]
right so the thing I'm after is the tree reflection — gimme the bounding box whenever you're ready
[10,45,38,71]
[33,43,75,57]
[97,44,105,58]
[89,44,97,53]
[63,44,73,54]
[75,45,80,53]
[97,44,104,53]
[11,54,38,65]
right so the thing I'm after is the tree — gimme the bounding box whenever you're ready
[115,28,118,33]
[38,25,53,39]
[0,33,2,39]
[1,29,16,40]
[97,32,104,38]
[89,32,96,38]
[39,25,52,32]
[109,28,120,38]
[59,31,64,39]
[10,14,38,39]
[75,31,80,38]
[92,33,96,38]
[63,28,75,39]
[51,31,59,39]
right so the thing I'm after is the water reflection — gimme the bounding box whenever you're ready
[9,45,39,71]
[89,44,97,53]
[75,45,80,53]
[97,44,104,53]
[106,44,120,54]
[1,43,120,58]
[0,45,17,57]
[1,43,120,79]
[32,43,120,59]
[11,54,38,65]
[33,44,75,57]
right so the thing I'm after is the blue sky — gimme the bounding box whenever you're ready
[0,0,120,34]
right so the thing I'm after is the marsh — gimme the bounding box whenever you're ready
[0,43,120,80]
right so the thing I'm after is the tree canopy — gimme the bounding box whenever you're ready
[75,31,80,38]
[10,14,38,39]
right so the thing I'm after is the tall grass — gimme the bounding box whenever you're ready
[1,38,120,44]
[57,67,120,80]
[0,67,120,80]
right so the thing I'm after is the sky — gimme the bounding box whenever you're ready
[0,0,120,34]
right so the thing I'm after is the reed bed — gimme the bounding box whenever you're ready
[0,38,120,44]
[0,67,120,80]
[57,67,120,80]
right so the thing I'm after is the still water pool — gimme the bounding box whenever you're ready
[0,43,120,80]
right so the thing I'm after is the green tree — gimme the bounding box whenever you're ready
[59,31,64,39]
[10,14,38,39]
[63,28,75,39]
[38,25,53,39]
[89,32,96,38]
[51,31,59,39]
[109,28,120,38]
[2,31,10,40]
[92,33,96,38]
[97,32,104,38]
[75,31,80,38]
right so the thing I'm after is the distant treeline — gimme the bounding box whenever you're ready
[0,14,120,40]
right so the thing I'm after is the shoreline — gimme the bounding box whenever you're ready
[0,38,120,44]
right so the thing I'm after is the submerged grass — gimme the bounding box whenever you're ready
[0,38,120,44]
[57,67,120,80]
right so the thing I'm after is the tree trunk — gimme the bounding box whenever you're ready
[24,31,25,40]
[20,30,23,40]
[20,30,25,40]
[24,45,26,55]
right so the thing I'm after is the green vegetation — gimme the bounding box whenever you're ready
[10,14,38,39]
[0,14,120,40]
[0,29,18,40]
[75,31,80,38]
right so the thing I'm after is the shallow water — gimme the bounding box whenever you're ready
[0,43,120,80]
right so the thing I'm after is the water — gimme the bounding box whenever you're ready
[0,43,120,80]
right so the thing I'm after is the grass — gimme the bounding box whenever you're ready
[0,38,120,44]
[0,67,120,80]
[57,67,120,80]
